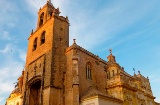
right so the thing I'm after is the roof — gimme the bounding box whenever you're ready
[66,42,107,64]
[80,86,122,102]
[11,88,21,94]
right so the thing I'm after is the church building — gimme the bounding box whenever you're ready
[6,1,158,105]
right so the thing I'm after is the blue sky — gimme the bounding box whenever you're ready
[0,0,160,104]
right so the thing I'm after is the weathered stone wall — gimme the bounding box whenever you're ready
[65,50,74,105]
[22,2,69,104]
[26,18,54,65]
[6,93,22,105]
[77,49,107,95]
[65,45,108,105]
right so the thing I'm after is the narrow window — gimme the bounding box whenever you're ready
[50,12,53,17]
[106,72,108,79]
[112,70,114,77]
[16,102,19,105]
[33,38,37,51]
[41,31,45,44]
[108,72,110,79]
[86,62,92,80]
[39,12,44,27]
[106,71,110,79]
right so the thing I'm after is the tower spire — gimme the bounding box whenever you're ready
[47,0,51,2]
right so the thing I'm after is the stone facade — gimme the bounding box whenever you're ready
[106,52,155,105]
[6,71,24,105]
[6,1,158,105]
[6,91,22,105]
[22,1,69,105]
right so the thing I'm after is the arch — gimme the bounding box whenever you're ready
[29,80,41,105]
[27,76,42,87]
[41,31,45,44]
[86,62,92,80]
[33,37,38,51]
[107,71,110,79]
[106,71,108,79]
[39,12,44,27]
[112,70,114,77]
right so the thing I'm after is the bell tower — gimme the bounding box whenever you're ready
[37,0,55,28]
[22,1,69,105]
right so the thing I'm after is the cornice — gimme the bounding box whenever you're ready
[80,93,123,103]
[106,82,155,99]
[106,63,121,69]
[28,15,69,40]
[106,82,137,91]
[28,18,54,40]
[66,44,107,64]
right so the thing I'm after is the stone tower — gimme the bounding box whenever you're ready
[22,1,69,105]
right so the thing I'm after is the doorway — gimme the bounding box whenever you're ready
[29,80,41,105]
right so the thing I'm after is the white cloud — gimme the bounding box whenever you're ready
[0,82,14,93]
[155,97,160,103]
[0,45,24,93]
[66,0,154,50]
[0,62,23,79]
[0,31,11,40]
[99,31,146,53]
[0,44,12,53]
[18,50,27,62]
[24,0,65,14]
[0,97,4,102]
[0,61,23,104]
[24,0,45,14]
[0,68,9,77]
[0,1,18,27]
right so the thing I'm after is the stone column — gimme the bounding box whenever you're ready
[72,49,79,105]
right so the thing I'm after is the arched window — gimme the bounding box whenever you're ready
[106,71,108,79]
[106,71,110,79]
[86,62,92,80]
[39,12,44,27]
[33,38,38,51]
[108,72,110,79]
[112,70,114,77]
[41,31,45,44]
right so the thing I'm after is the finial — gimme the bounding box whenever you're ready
[66,16,68,20]
[73,39,76,44]
[31,29,33,34]
[122,67,124,71]
[133,68,135,75]
[47,0,51,2]
[109,48,112,54]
